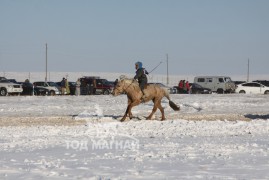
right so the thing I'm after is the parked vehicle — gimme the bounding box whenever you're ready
[173,83,211,94]
[236,82,269,94]
[189,83,212,94]
[20,82,49,96]
[193,76,235,94]
[33,81,61,95]
[80,76,114,95]
[149,83,176,94]
[0,77,23,96]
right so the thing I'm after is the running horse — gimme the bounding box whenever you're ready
[112,77,180,121]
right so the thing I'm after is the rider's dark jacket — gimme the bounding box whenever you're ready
[134,68,148,91]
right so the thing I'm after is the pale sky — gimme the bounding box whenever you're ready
[0,0,268,75]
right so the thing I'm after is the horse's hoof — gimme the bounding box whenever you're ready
[146,117,151,120]
[120,118,126,122]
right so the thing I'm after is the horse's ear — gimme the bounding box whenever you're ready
[113,79,119,86]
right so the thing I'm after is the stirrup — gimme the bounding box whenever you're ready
[140,96,146,103]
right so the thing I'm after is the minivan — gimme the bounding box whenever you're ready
[193,76,235,94]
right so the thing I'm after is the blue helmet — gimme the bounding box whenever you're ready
[135,61,143,69]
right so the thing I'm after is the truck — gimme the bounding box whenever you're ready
[0,77,23,96]
[193,76,236,94]
[80,76,114,95]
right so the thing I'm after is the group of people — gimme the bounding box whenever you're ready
[178,80,190,94]
[60,78,81,96]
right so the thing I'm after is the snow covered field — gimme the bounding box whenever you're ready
[0,93,269,179]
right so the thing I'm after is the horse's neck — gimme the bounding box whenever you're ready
[124,82,140,95]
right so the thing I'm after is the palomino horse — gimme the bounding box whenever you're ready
[112,78,180,121]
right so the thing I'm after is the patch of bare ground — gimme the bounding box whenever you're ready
[167,113,251,121]
[0,113,261,126]
[0,116,87,127]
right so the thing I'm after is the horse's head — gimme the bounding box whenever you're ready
[112,78,134,96]
[112,79,126,96]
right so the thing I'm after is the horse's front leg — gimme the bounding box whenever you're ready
[121,100,140,122]
[127,98,134,119]
[121,105,131,122]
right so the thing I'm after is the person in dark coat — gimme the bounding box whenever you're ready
[60,78,66,95]
[133,61,149,101]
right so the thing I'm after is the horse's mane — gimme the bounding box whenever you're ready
[119,75,140,90]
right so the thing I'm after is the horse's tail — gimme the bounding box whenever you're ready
[164,89,180,111]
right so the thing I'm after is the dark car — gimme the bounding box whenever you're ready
[80,76,114,95]
[190,83,212,94]
[20,82,49,96]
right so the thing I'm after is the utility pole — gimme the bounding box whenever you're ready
[166,54,169,86]
[247,59,250,82]
[45,43,48,82]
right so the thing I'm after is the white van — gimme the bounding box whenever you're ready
[193,76,235,94]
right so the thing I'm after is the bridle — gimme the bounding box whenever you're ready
[114,79,135,94]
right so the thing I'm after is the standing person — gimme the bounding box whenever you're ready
[93,79,97,95]
[133,61,149,101]
[75,78,81,96]
[65,78,70,95]
[186,81,190,94]
[60,78,66,95]
[183,80,187,93]
[178,80,183,93]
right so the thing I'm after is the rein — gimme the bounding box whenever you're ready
[115,79,136,93]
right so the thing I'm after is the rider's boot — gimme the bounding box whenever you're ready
[140,90,147,103]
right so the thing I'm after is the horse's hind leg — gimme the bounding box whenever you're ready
[146,99,159,120]
[158,103,165,120]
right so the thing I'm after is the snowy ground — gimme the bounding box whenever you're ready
[0,93,269,179]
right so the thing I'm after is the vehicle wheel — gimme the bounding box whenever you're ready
[217,89,224,94]
[239,90,246,94]
[50,90,55,96]
[264,90,269,94]
[103,89,110,95]
[0,88,7,96]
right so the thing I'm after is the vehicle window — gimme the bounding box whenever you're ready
[0,79,10,83]
[242,83,260,87]
[224,77,231,82]
[252,83,261,87]
[47,82,57,86]
[206,78,212,83]
[242,83,252,87]
[0,77,8,81]
[219,78,224,83]
[197,78,205,82]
